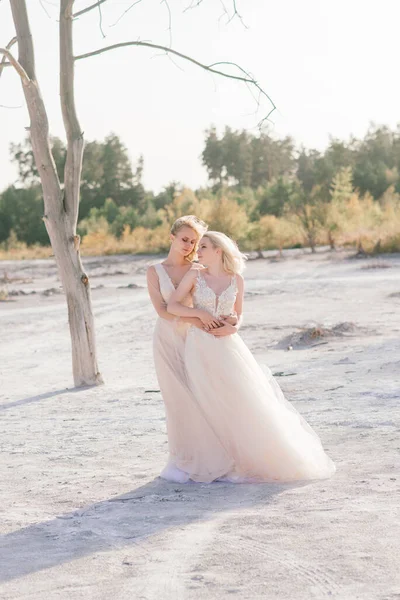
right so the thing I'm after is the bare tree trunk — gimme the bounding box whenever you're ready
[4,0,275,386]
[307,223,315,254]
[356,237,366,256]
[299,207,317,254]
[328,230,336,251]
[10,0,102,386]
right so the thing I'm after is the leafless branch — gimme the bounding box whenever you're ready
[161,0,172,48]
[0,103,23,109]
[229,0,247,28]
[0,45,30,84]
[4,36,18,51]
[97,1,105,38]
[151,50,184,73]
[73,0,108,18]
[60,0,85,225]
[257,109,276,130]
[0,36,17,81]
[218,0,247,28]
[208,60,275,126]
[208,60,275,111]
[219,0,229,23]
[75,41,276,123]
[39,0,51,18]
[244,80,261,108]
[109,0,143,28]
[186,0,247,28]
[183,0,204,13]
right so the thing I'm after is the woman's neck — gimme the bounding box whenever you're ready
[165,249,190,267]
[206,262,227,277]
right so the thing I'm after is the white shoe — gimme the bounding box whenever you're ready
[160,461,190,483]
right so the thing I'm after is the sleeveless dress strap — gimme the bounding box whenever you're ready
[231,274,237,292]
[154,263,165,286]
[154,263,164,278]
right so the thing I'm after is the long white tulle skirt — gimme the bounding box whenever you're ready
[153,319,235,482]
[177,328,336,483]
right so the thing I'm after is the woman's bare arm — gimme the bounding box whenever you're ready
[167,269,220,328]
[233,274,244,329]
[146,266,203,327]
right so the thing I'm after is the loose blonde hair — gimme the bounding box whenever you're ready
[171,215,208,261]
[203,231,247,274]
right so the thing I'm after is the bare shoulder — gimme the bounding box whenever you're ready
[235,273,244,285]
[146,264,158,280]
[235,273,244,290]
[186,266,201,279]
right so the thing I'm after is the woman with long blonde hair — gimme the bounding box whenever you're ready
[146,218,236,482]
[167,231,336,483]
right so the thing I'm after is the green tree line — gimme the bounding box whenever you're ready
[1,124,400,254]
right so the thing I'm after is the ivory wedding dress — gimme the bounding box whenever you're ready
[153,263,233,483]
[153,264,335,483]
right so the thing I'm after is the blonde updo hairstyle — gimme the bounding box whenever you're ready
[203,231,247,275]
[170,215,208,262]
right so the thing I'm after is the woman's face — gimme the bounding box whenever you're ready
[171,226,198,258]
[197,236,219,265]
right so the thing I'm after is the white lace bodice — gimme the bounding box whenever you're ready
[193,272,237,318]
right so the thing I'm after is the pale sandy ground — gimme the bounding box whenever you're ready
[0,248,399,600]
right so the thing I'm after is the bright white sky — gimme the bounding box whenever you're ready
[1,0,399,193]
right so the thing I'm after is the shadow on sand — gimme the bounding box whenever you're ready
[0,477,310,582]
[0,386,94,411]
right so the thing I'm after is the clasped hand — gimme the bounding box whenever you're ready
[197,310,238,337]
